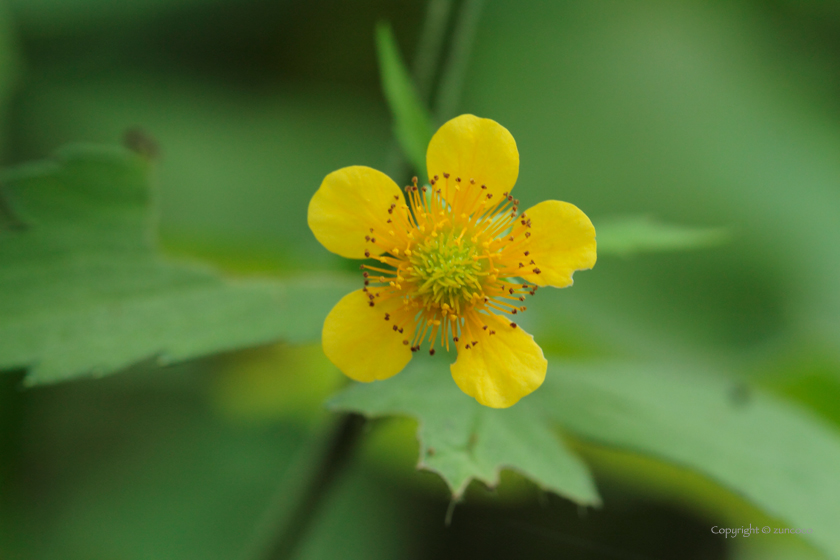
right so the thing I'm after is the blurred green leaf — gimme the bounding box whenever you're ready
[376,21,435,177]
[212,343,345,422]
[537,362,840,559]
[328,357,601,505]
[596,215,729,257]
[0,145,355,384]
[0,364,326,560]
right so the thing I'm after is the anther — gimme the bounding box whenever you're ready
[524,251,530,256]
[364,250,370,257]
[482,325,488,330]
[510,323,517,328]
[525,232,531,238]
[455,177,461,183]
[512,309,517,314]
[393,325,398,331]
[489,330,496,335]
[533,268,542,274]
[403,340,409,345]
[486,193,493,199]
[369,302,375,307]
[472,341,478,346]
[429,349,436,356]
[481,185,487,190]
[453,337,459,342]
[443,172,450,178]
[434,175,439,181]
[371,238,376,243]
[365,235,370,241]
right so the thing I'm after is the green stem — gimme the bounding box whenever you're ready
[412,0,455,103]
[433,0,486,120]
[239,414,366,560]
[384,0,456,180]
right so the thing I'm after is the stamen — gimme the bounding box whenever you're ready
[355,169,542,353]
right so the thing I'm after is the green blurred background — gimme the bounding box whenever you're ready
[2,0,840,558]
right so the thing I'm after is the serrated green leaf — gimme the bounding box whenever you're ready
[537,362,840,559]
[0,145,356,384]
[328,357,601,505]
[596,215,729,257]
[375,21,435,177]
[329,358,840,558]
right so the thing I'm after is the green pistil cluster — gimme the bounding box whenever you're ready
[407,228,487,312]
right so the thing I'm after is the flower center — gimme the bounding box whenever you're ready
[407,227,487,313]
[360,174,540,355]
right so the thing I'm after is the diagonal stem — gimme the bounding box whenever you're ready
[433,0,486,121]
[240,413,367,560]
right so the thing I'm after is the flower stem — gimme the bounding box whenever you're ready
[239,413,367,560]
[433,0,486,120]
[412,0,455,103]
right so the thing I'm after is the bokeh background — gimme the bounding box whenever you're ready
[2,0,840,558]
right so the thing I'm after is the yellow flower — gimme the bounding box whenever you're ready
[308,114,596,408]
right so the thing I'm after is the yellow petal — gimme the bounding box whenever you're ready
[426,114,519,200]
[519,200,597,288]
[322,289,413,382]
[308,166,404,259]
[450,313,547,408]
